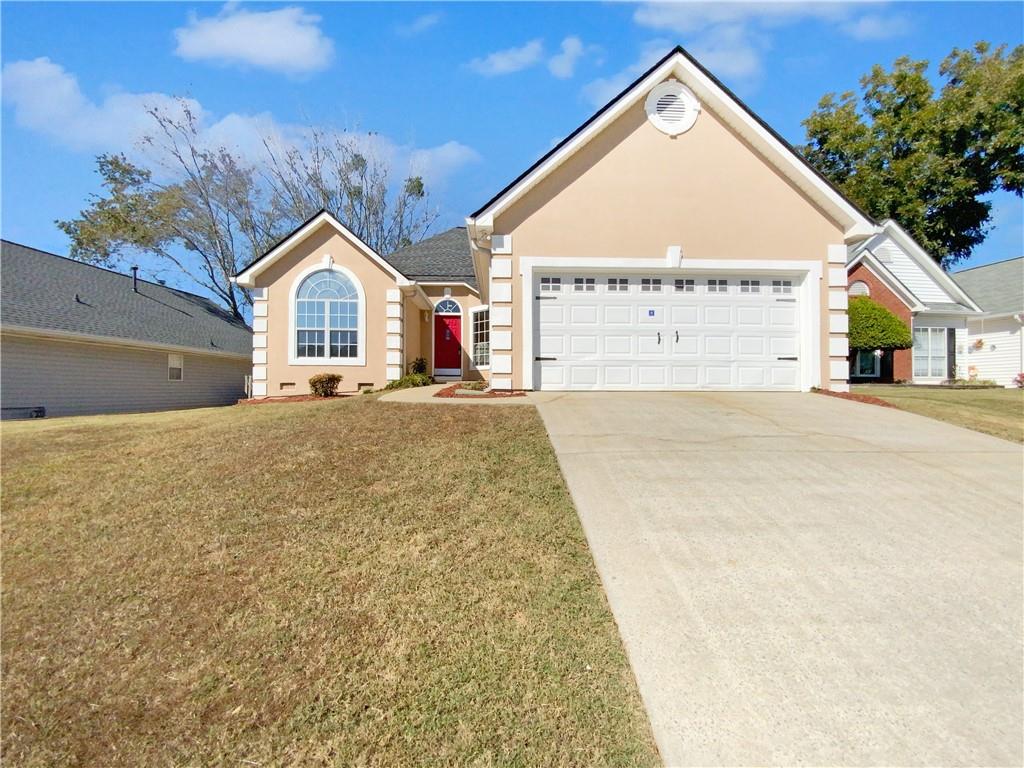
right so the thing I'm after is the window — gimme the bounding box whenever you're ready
[848,280,870,297]
[607,278,629,292]
[674,279,695,292]
[740,279,761,294]
[913,327,947,378]
[573,277,596,292]
[540,276,561,292]
[854,350,880,377]
[167,353,183,381]
[295,270,359,360]
[772,280,793,295]
[435,298,461,315]
[471,307,490,368]
[641,278,662,292]
[707,279,728,293]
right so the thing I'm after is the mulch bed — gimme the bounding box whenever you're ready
[237,394,353,405]
[814,389,897,408]
[434,383,527,399]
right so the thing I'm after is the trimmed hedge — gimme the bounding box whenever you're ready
[309,373,343,397]
[848,296,912,350]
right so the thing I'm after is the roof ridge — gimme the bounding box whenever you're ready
[0,239,224,306]
[953,255,1024,273]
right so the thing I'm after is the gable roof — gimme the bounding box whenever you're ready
[847,220,983,313]
[953,257,1024,315]
[467,45,876,241]
[233,210,408,287]
[382,227,476,289]
[1,240,251,357]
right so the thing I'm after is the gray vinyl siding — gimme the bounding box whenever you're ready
[1,333,250,417]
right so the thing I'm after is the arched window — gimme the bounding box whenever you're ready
[434,298,461,315]
[295,270,360,359]
[849,280,870,297]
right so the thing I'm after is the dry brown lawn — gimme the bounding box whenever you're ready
[1,397,658,767]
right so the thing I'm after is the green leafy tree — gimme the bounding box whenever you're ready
[848,297,913,351]
[801,42,1023,267]
[59,101,435,319]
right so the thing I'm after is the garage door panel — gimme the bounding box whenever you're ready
[534,271,803,391]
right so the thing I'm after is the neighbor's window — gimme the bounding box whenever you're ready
[848,280,870,297]
[855,350,880,377]
[168,353,183,381]
[471,308,490,368]
[913,327,947,379]
[296,270,359,359]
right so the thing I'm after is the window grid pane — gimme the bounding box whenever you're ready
[641,278,662,292]
[472,309,490,367]
[674,279,694,292]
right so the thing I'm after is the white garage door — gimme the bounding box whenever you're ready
[534,273,802,390]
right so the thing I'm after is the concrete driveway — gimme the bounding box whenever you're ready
[536,392,1022,767]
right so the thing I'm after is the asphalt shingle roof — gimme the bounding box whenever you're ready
[1,240,252,356]
[953,257,1024,315]
[383,227,476,288]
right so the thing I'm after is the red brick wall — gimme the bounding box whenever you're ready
[847,263,913,382]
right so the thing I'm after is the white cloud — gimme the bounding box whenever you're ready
[469,39,544,76]
[0,57,478,188]
[633,2,848,35]
[548,36,585,79]
[841,14,911,41]
[582,39,672,107]
[1,57,202,151]
[396,12,441,37]
[173,4,334,76]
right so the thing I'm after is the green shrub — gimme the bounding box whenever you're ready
[409,357,428,375]
[384,373,433,390]
[309,373,343,397]
[848,296,912,350]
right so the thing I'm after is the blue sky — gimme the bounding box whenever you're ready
[2,1,1022,295]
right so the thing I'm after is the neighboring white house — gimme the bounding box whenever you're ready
[953,257,1024,387]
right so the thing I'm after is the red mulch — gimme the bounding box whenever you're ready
[434,383,526,399]
[815,389,897,408]
[237,394,352,405]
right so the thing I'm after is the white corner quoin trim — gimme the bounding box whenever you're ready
[518,257,823,392]
[287,262,368,367]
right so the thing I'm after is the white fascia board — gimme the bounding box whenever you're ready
[234,211,406,287]
[466,51,875,241]
[415,281,481,295]
[880,220,983,312]
[1,325,251,360]
[850,253,925,312]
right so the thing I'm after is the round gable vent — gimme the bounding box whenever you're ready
[645,80,700,136]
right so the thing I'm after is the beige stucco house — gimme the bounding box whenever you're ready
[234,46,885,397]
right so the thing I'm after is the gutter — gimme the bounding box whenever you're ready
[0,324,252,360]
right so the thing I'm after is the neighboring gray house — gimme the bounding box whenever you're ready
[1,241,252,417]
[953,257,1024,387]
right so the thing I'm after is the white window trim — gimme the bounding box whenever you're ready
[912,326,948,381]
[518,257,822,392]
[288,262,367,366]
[854,349,880,378]
[469,304,490,370]
[168,353,184,381]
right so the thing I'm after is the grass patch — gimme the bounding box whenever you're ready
[1,398,658,766]
[853,384,1024,442]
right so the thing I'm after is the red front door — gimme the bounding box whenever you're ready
[434,314,462,374]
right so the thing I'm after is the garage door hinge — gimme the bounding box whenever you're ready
[535,356,557,361]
